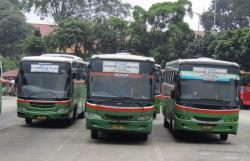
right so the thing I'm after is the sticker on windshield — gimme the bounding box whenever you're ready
[31,64,59,73]
[103,61,139,74]
[193,67,227,81]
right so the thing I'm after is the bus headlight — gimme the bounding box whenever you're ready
[137,116,152,121]
[57,108,69,114]
[86,112,102,120]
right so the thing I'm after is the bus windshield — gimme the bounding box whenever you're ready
[90,73,152,99]
[180,79,237,102]
[89,60,154,100]
[19,61,71,100]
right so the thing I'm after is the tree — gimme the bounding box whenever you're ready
[201,0,250,31]
[2,56,18,72]
[0,0,31,57]
[92,17,128,53]
[21,29,46,56]
[210,27,250,70]
[46,18,93,56]
[22,0,131,24]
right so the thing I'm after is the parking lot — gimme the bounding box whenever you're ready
[1,96,250,161]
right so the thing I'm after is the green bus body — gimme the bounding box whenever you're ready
[17,54,88,124]
[153,64,162,118]
[162,58,240,140]
[85,53,155,140]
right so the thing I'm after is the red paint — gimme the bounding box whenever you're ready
[154,95,162,99]
[86,102,153,112]
[176,104,239,114]
[17,99,71,105]
[240,86,250,106]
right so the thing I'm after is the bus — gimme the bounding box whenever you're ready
[85,53,155,140]
[153,64,162,118]
[0,56,2,114]
[240,71,250,108]
[16,54,88,125]
[162,58,240,141]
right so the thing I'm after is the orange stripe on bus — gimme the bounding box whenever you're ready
[17,99,71,105]
[86,102,153,112]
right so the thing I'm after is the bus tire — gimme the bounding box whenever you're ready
[153,113,157,119]
[220,134,228,141]
[141,134,148,141]
[78,112,85,119]
[91,130,98,139]
[164,117,169,128]
[67,107,77,125]
[25,118,32,125]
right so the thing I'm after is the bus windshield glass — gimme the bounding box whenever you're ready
[179,64,239,105]
[19,61,71,100]
[89,60,154,100]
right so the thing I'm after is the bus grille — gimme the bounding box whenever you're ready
[194,116,221,122]
[105,115,133,121]
[30,102,55,108]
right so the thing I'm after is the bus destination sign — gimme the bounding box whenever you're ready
[103,61,139,74]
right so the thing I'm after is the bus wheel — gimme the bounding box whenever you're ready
[91,130,98,139]
[220,134,228,141]
[153,113,157,119]
[78,112,85,119]
[25,118,32,125]
[141,134,148,141]
[164,117,169,128]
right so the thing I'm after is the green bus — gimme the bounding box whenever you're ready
[162,58,240,141]
[0,56,2,114]
[16,54,88,125]
[153,64,162,118]
[85,53,155,140]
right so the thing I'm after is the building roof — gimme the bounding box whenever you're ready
[91,53,155,62]
[31,23,56,37]
[2,68,19,79]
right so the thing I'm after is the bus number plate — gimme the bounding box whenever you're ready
[112,124,124,130]
[37,116,47,120]
[202,125,212,131]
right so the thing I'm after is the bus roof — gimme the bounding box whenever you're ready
[41,54,88,64]
[91,53,155,62]
[21,55,87,64]
[165,57,240,68]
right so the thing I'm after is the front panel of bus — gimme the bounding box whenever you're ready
[17,61,74,120]
[165,64,240,134]
[86,59,155,134]
[240,74,250,107]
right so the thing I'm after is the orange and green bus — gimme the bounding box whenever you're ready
[85,53,155,140]
[16,54,88,125]
[162,58,240,141]
[153,64,162,118]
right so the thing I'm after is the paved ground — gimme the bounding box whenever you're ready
[1,96,250,161]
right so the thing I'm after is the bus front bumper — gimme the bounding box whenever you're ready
[86,117,153,134]
[174,116,238,134]
[17,108,71,120]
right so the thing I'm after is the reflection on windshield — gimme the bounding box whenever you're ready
[19,62,71,100]
[90,74,152,99]
[180,79,237,102]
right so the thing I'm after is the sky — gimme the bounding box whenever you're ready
[25,0,213,31]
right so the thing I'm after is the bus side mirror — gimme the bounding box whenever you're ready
[171,90,175,99]
[72,72,76,80]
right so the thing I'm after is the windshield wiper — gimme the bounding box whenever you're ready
[95,97,144,107]
[26,90,59,100]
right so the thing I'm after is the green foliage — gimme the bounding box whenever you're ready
[21,30,46,56]
[46,18,93,56]
[201,0,250,31]
[211,27,250,69]
[0,0,31,57]
[2,56,17,72]
[22,0,131,24]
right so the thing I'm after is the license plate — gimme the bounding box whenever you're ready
[36,116,47,120]
[112,124,124,129]
[202,125,212,131]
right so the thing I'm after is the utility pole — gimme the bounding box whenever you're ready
[212,0,217,35]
